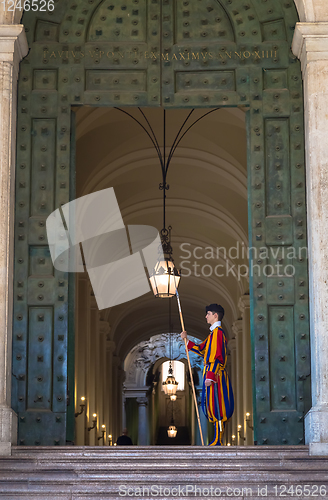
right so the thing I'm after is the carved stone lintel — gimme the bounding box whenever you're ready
[292,23,328,75]
[0,25,28,73]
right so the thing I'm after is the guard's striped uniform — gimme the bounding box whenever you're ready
[188,326,234,445]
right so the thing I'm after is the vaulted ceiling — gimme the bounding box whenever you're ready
[75,107,248,361]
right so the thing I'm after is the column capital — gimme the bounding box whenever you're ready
[136,397,148,406]
[99,320,111,336]
[232,319,243,336]
[228,338,237,351]
[238,294,250,314]
[0,25,28,67]
[292,23,328,74]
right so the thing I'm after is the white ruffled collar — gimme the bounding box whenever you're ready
[210,321,221,332]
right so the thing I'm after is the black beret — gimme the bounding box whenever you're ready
[205,303,224,316]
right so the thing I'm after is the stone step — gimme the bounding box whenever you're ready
[0,446,327,499]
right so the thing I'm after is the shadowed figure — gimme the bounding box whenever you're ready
[116,428,133,446]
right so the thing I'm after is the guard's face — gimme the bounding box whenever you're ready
[206,311,217,326]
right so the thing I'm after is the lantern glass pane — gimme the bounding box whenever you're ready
[167,425,177,438]
[166,382,176,395]
[157,274,171,295]
[149,275,158,296]
[168,273,180,295]
[149,259,180,297]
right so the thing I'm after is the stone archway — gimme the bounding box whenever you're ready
[123,333,203,445]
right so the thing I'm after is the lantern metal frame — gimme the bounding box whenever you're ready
[149,226,181,298]
[162,363,179,396]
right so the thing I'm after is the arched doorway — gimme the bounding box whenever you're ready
[12,0,310,446]
[123,333,206,445]
[73,106,247,446]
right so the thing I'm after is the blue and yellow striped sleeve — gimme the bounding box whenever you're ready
[187,339,207,358]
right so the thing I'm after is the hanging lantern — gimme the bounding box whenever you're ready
[162,361,179,395]
[162,373,179,395]
[162,374,179,395]
[150,227,181,298]
[167,424,178,438]
[149,257,181,298]
[170,394,177,401]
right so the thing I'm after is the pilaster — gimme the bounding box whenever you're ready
[227,337,237,446]
[106,339,115,443]
[112,355,121,441]
[238,294,253,445]
[292,23,328,456]
[75,276,89,445]
[225,357,232,446]
[0,24,28,455]
[97,320,108,444]
[232,320,243,445]
[87,295,98,446]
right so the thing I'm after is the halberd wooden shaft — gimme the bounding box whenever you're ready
[175,289,204,446]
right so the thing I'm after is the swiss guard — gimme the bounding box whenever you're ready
[181,303,234,445]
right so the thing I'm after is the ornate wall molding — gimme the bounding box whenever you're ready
[124,333,203,389]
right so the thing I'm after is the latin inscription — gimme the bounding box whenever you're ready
[43,48,278,63]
